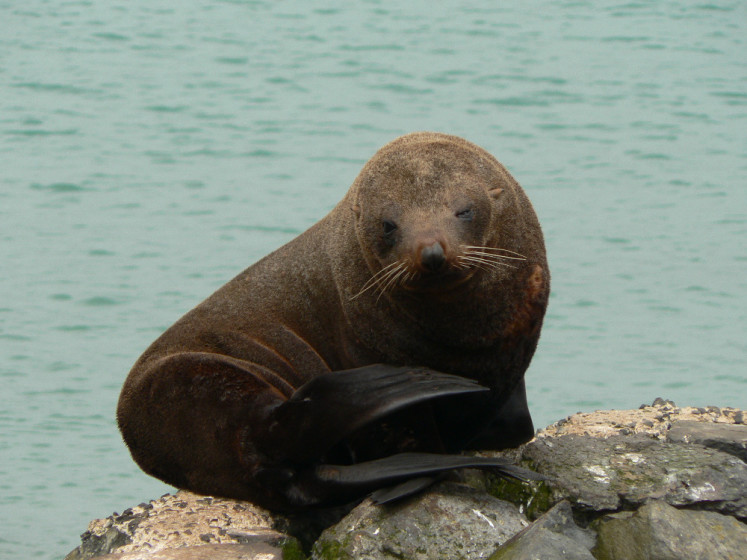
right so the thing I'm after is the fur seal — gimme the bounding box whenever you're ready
[117,132,550,511]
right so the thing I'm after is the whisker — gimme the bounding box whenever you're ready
[463,245,526,260]
[461,255,511,266]
[376,265,409,303]
[470,257,516,270]
[350,261,402,300]
[374,263,406,294]
[453,260,470,270]
[465,250,526,262]
[459,255,517,271]
[457,257,495,274]
[464,254,520,269]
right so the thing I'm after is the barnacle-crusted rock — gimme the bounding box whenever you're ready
[63,491,300,560]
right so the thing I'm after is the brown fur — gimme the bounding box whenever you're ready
[117,132,550,510]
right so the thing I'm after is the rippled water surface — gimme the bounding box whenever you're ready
[1,1,745,557]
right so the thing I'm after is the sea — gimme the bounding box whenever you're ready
[1,1,745,558]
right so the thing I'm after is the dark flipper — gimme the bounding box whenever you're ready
[308,452,544,506]
[491,377,535,445]
[464,378,535,450]
[254,365,542,509]
[316,452,544,485]
[370,476,442,505]
[260,364,489,463]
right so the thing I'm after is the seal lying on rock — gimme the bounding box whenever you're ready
[117,132,550,511]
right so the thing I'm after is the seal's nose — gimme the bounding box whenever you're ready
[421,241,446,272]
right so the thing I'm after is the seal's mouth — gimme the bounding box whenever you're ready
[354,241,522,300]
[350,259,474,301]
[401,267,475,293]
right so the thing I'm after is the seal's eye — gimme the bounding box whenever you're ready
[456,208,475,221]
[382,220,398,235]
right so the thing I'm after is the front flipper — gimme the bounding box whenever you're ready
[259,364,489,464]
[466,378,535,450]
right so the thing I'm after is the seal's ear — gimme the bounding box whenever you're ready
[351,204,361,218]
[489,188,503,199]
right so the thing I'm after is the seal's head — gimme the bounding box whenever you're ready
[350,132,524,298]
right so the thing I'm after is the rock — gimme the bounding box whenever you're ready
[311,482,528,560]
[592,500,747,560]
[489,501,596,559]
[491,532,593,560]
[63,491,301,560]
[667,420,747,461]
[65,403,746,559]
[494,434,747,520]
[540,400,744,441]
[88,543,285,559]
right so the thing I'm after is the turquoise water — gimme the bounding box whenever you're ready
[1,1,745,557]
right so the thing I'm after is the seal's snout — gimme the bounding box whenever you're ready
[420,241,446,272]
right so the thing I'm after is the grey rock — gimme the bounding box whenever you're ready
[517,434,747,519]
[489,501,596,559]
[311,482,528,560]
[64,524,132,560]
[65,406,746,559]
[592,500,747,560]
[667,420,747,461]
[493,531,593,560]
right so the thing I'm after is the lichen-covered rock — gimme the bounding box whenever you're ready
[592,500,747,560]
[489,501,596,560]
[494,434,746,520]
[311,482,528,560]
[63,491,300,560]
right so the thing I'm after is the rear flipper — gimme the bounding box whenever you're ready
[254,364,543,509]
[370,476,442,505]
[279,452,545,508]
[259,364,489,464]
[368,452,545,505]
